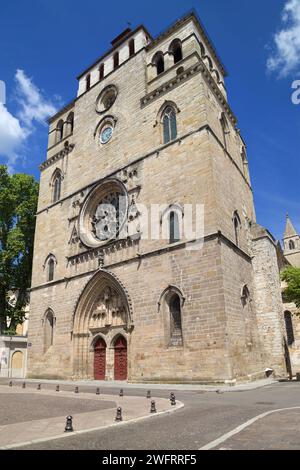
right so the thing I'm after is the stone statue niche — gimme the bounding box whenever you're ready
[90,286,126,329]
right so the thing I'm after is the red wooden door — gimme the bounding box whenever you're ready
[114,336,127,381]
[94,338,106,380]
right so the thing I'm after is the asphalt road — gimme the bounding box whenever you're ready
[10,381,300,450]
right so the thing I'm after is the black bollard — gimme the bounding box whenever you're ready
[56,385,60,392]
[146,390,151,399]
[96,387,100,395]
[74,386,79,394]
[65,415,74,432]
[37,384,41,391]
[150,400,157,414]
[115,407,123,422]
[170,393,176,406]
[119,389,124,397]
[22,382,26,389]
[9,381,12,387]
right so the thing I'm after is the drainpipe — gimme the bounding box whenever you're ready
[8,336,12,378]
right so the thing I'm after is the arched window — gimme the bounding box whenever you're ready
[289,240,295,250]
[66,112,74,136]
[162,106,177,144]
[113,52,119,69]
[48,258,55,282]
[284,311,295,346]
[169,211,180,244]
[153,52,165,75]
[86,74,91,91]
[169,39,183,64]
[233,211,241,247]
[56,120,64,143]
[52,172,62,203]
[169,294,183,346]
[129,39,135,57]
[44,309,55,352]
[220,112,229,150]
[241,284,251,307]
[99,63,104,80]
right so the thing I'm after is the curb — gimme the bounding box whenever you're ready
[0,401,184,450]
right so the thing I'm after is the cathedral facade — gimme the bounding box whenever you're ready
[27,11,288,383]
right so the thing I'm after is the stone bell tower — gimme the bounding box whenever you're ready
[283,215,300,267]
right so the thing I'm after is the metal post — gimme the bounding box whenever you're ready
[65,416,74,432]
[115,407,123,422]
[150,400,157,413]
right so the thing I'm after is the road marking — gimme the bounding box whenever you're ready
[200,406,300,450]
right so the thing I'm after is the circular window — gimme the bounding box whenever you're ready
[79,179,128,248]
[100,125,113,144]
[96,85,118,114]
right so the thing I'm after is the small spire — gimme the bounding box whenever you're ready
[284,215,298,239]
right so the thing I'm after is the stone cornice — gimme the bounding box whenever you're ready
[30,231,251,292]
[39,143,75,171]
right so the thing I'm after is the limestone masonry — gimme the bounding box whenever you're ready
[27,11,291,383]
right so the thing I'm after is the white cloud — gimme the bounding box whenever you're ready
[267,0,300,77]
[0,70,58,171]
[0,104,27,171]
[15,69,57,129]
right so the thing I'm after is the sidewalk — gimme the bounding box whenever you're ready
[0,384,182,449]
[0,376,278,392]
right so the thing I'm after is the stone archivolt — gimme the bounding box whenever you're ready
[90,286,126,330]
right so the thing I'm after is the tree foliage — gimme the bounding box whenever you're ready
[0,165,39,334]
[281,266,300,312]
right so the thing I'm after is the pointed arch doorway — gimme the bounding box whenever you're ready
[73,269,133,380]
[114,336,127,380]
[94,337,106,380]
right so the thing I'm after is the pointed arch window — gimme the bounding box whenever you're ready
[220,112,229,150]
[44,309,55,352]
[48,258,55,282]
[159,286,184,348]
[169,211,180,244]
[163,106,177,144]
[52,172,62,203]
[284,311,295,346]
[233,211,241,247]
[169,39,183,64]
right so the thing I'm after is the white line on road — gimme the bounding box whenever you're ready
[200,406,300,450]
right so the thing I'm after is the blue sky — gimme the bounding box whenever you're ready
[0,0,299,241]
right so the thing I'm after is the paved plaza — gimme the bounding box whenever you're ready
[0,382,181,449]
[1,379,300,450]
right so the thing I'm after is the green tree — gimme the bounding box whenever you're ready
[0,165,39,334]
[281,266,300,313]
